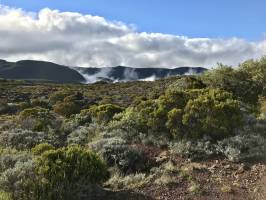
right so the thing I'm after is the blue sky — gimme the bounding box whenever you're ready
[1,0,265,41]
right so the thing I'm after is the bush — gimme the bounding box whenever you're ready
[67,126,97,146]
[168,76,206,90]
[111,89,243,141]
[182,89,243,140]
[201,64,262,104]
[31,99,50,109]
[31,143,55,155]
[35,146,108,199]
[89,104,123,123]
[170,140,217,160]
[0,129,52,150]
[98,138,149,174]
[259,96,266,119]
[0,151,31,173]
[49,91,71,105]
[53,101,81,118]
[217,134,266,162]
[0,160,37,200]
[19,108,60,132]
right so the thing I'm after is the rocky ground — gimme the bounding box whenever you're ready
[103,145,266,200]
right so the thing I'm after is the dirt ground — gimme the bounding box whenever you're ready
[104,146,266,200]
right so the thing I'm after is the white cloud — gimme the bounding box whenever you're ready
[0,4,265,68]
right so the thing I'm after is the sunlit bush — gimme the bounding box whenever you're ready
[35,146,108,199]
[0,129,52,150]
[53,101,81,118]
[182,89,243,140]
[89,104,123,123]
[19,108,60,132]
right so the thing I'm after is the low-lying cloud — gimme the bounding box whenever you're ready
[0,4,266,68]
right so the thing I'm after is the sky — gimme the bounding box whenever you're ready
[0,0,265,68]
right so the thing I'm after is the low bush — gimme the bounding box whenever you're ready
[170,140,217,160]
[98,138,150,174]
[168,76,206,90]
[31,143,55,155]
[49,91,71,105]
[89,104,124,123]
[19,108,60,132]
[0,129,52,150]
[35,146,108,199]
[67,126,97,146]
[217,134,266,162]
[0,160,37,200]
[53,101,81,118]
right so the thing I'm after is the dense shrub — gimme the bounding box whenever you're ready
[170,140,217,160]
[35,146,108,200]
[19,108,60,132]
[49,91,71,104]
[0,129,53,150]
[53,101,81,117]
[0,160,37,200]
[31,143,55,155]
[239,57,266,90]
[259,97,266,119]
[182,89,243,140]
[0,151,31,173]
[201,64,263,104]
[89,104,124,123]
[98,138,149,174]
[111,89,243,141]
[217,134,266,162]
[67,126,96,146]
[31,99,50,109]
[169,76,206,90]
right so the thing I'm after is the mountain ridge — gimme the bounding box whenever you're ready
[0,59,207,83]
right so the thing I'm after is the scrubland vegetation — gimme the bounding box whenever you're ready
[0,57,266,199]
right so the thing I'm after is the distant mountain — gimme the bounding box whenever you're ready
[0,59,207,83]
[75,66,207,83]
[0,59,85,83]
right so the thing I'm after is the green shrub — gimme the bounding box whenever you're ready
[168,76,206,90]
[31,143,55,155]
[111,88,243,141]
[182,89,243,140]
[201,63,263,104]
[35,146,108,199]
[259,96,266,119]
[89,104,123,123]
[49,91,71,104]
[19,108,59,132]
[31,99,50,109]
[53,101,81,118]
[0,191,12,200]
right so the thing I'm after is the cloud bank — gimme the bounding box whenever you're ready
[0,4,266,68]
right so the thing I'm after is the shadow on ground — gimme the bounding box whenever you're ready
[78,185,153,200]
